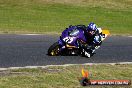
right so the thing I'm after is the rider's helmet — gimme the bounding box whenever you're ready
[86,22,97,35]
[87,22,97,31]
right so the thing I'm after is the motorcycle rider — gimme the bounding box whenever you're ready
[77,22,103,57]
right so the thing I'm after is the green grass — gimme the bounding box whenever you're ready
[0,64,132,88]
[0,0,132,34]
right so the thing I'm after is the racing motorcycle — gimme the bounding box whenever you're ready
[47,25,109,57]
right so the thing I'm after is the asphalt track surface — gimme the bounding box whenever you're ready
[0,34,132,68]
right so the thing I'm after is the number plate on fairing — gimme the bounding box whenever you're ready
[63,37,74,44]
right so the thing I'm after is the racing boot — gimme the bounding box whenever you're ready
[82,49,91,58]
[77,40,92,58]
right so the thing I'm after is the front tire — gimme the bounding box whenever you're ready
[48,42,60,56]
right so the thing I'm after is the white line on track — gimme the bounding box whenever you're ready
[0,62,132,71]
[128,36,132,37]
[19,34,43,35]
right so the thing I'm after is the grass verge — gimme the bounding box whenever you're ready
[0,64,132,88]
[0,0,132,35]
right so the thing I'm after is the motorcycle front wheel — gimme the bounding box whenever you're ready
[48,42,60,56]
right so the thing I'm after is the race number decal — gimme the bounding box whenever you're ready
[63,37,74,43]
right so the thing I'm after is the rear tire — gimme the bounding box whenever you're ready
[48,42,60,56]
